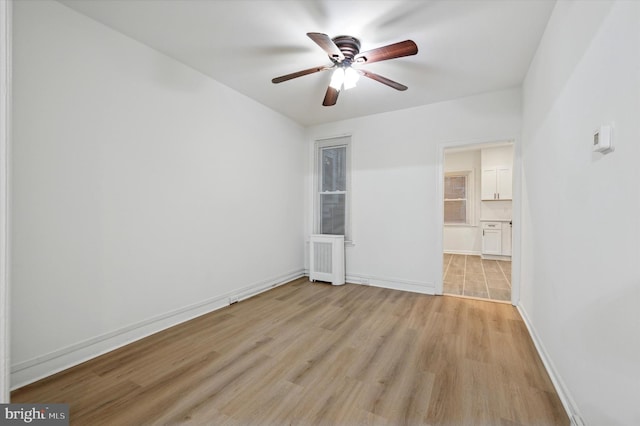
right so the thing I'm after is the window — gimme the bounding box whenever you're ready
[444,172,471,224]
[315,136,351,240]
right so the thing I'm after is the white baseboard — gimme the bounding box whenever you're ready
[517,306,585,426]
[480,254,512,261]
[10,269,304,390]
[347,273,435,295]
[444,250,481,256]
[303,269,435,295]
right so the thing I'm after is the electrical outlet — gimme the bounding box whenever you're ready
[229,296,239,305]
[361,278,370,285]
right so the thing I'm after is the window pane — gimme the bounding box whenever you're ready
[445,176,466,199]
[321,146,346,192]
[444,200,466,223]
[320,193,345,235]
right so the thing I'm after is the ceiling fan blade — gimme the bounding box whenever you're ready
[355,40,418,64]
[322,86,340,106]
[272,65,332,84]
[307,32,345,61]
[360,70,408,91]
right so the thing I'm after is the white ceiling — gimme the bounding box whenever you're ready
[59,0,556,126]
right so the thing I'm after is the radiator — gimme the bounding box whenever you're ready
[309,234,345,285]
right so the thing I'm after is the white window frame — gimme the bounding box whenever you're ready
[314,136,352,242]
[444,170,474,225]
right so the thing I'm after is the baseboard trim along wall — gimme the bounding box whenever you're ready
[517,306,585,426]
[348,274,435,295]
[303,270,435,295]
[443,250,481,256]
[10,269,305,390]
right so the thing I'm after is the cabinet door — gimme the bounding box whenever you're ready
[481,168,497,200]
[482,228,502,255]
[497,167,512,200]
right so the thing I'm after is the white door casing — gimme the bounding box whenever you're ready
[0,0,12,403]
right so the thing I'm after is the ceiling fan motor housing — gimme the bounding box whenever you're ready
[331,36,361,64]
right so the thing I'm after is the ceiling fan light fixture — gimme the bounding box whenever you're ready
[343,67,360,90]
[329,68,345,90]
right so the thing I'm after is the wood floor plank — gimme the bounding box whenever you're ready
[12,280,569,425]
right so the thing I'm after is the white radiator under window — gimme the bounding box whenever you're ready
[309,234,345,285]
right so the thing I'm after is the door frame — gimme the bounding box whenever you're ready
[435,137,521,306]
[0,0,12,402]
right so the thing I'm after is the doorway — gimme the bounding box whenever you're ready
[438,140,516,303]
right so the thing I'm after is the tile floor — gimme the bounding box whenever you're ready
[443,253,511,302]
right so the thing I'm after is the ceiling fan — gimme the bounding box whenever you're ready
[271,33,418,106]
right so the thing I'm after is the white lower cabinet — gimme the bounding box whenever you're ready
[481,222,502,255]
[481,221,512,258]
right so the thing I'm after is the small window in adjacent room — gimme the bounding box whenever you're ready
[444,172,471,224]
[315,136,351,241]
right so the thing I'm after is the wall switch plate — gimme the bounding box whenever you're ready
[593,124,613,153]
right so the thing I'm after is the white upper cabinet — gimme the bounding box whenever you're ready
[481,168,498,200]
[481,145,513,201]
[497,167,512,200]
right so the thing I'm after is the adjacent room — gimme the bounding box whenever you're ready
[1,1,638,425]
[443,142,514,302]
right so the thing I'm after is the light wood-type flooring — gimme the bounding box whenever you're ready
[443,254,512,301]
[12,278,568,425]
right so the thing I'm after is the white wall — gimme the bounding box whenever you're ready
[305,88,522,293]
[520,1,640,424]
[443,149,482,255]
[11,0,305,387]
